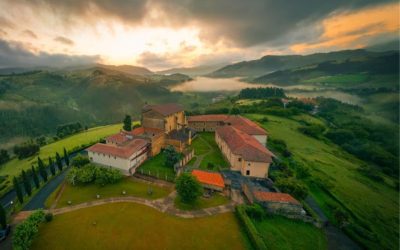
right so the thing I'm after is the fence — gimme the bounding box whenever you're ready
[174,149,195,174]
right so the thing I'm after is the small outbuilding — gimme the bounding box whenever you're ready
[191,169,225,192]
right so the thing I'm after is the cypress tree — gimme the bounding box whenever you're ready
[31,165,40,189]
[63,148,69,167]
[38,157,48,182]
[56,152,63,171]
[123,115,132,131]
[21,170,31,196]
[13,177,23,204]
[49,157,56,176]
[0,204,6,229]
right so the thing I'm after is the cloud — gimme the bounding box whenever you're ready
[0,39,99,68]
[136,51,179,69]
[54,36,74,46]
[22,29,37,39]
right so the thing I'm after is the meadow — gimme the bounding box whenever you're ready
[246,114,399,249]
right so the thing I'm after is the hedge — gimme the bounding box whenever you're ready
[235,205,267,250]
[13,210,45,250]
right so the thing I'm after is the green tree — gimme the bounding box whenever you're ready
[0,149,10,165]
[21,170,32,196]
[164,146,180,168]
[55,152,63,171]
[175,173,202,203]
[13,177,23,204]
[71,155,90,168]
[31,165,40,189]
[123,115,132,131]
[49,157,56,176]
[63,148,69,167]
[37,157,48,182]
[0,204,6,229]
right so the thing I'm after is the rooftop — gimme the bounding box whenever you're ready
[143,103,184,116]
[87,138,149,159]
[192,169,225,188]
[253,191,300,205]
[216,126,274,163]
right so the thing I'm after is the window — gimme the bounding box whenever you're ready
[238,158,242,162]
[246,170,250,176]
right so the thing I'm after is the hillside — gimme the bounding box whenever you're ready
[157,63,227,76]
[0,67,193,143]
[96,64,153,75]
[208,49,397,78]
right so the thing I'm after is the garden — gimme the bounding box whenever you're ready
[190,133,229,170]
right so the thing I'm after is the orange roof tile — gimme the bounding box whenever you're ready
[216,126,274,163]
[87,139,149,159]
[192,170,225,188]
[253,191,300,205]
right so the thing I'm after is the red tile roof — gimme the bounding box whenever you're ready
[216,126,274,163]
[130,127,164,136]
[253,191,300,205]
[143,103,184,116]
[188,114,229,122]
[87,138,148,159]
[188,115,266,135]
[192,170,225,188]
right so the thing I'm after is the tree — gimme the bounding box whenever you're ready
[49,157,56,176]
[230,107,240,115]
[13,177,23,204]
[0,204,6,229]
[55,152,63,171]
[31,165,40,189]
[71,155,90,168]
[0,149,10,165]
[175,173,202,203]
[63,148,69,167]
[123,115,132,131]
[13,142,40,159]
[164,146,180,168]
[21,170,32,196]
[37,157,48,182]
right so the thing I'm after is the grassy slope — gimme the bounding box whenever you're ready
[245,114,398,249]
[253,216,327,250]
[0,124,122,196]
[46,178,173,208]
[31,202,251,250]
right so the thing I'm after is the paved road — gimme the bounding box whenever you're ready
[305,196,360,250]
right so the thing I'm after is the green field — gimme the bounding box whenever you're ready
[137,153,176,181]
[191,133,229,170]
[0,123,123,197]
[31,202,250,250]
[303,74,369,85]
[253,216,327,250]
[246,114,398,249]
[45,178,173,208]
[174,194,230,211]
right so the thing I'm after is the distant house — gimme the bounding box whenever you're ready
[215,126,274,178]
[188,115,267,145]
[192,169,225,191]
[243,182,304,216]
[87,136,149,175]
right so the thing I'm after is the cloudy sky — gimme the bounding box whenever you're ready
[0,0,398,70]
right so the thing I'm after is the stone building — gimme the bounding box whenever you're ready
[215,126,274,178]
[141,103,186,133]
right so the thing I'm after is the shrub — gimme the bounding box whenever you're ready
[176,173,202,204]
[298,124,325,138]
[66,164,122,186]
[13,210,45,250]
[45,213,53,222]
[164,146,180,168]
[235,205,267,250]
[71,155,90,168]
[245,203,266,221]
[13,142,40,159]
[94,167,123,186]
[275,178,308,200]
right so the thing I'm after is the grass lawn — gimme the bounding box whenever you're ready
[31,202,251,250]
[192,133,229,170]
[0,123,123,197]
[45,178,172,208]
[174,194,230,211]
[246,114,399,249]
[137,153,176,181]
[253,216,327,250]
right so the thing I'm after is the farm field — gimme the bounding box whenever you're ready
[253,216,327,250]
[31,202,251,250]
[246,114,399,249]
[0,123,123,197]
[45,178,173,208]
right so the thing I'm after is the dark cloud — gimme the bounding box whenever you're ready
[54,36,74,46]
[22,29,37,39]
[0,17,13,28]
[136,51,179,69]
[0,39,99,68]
